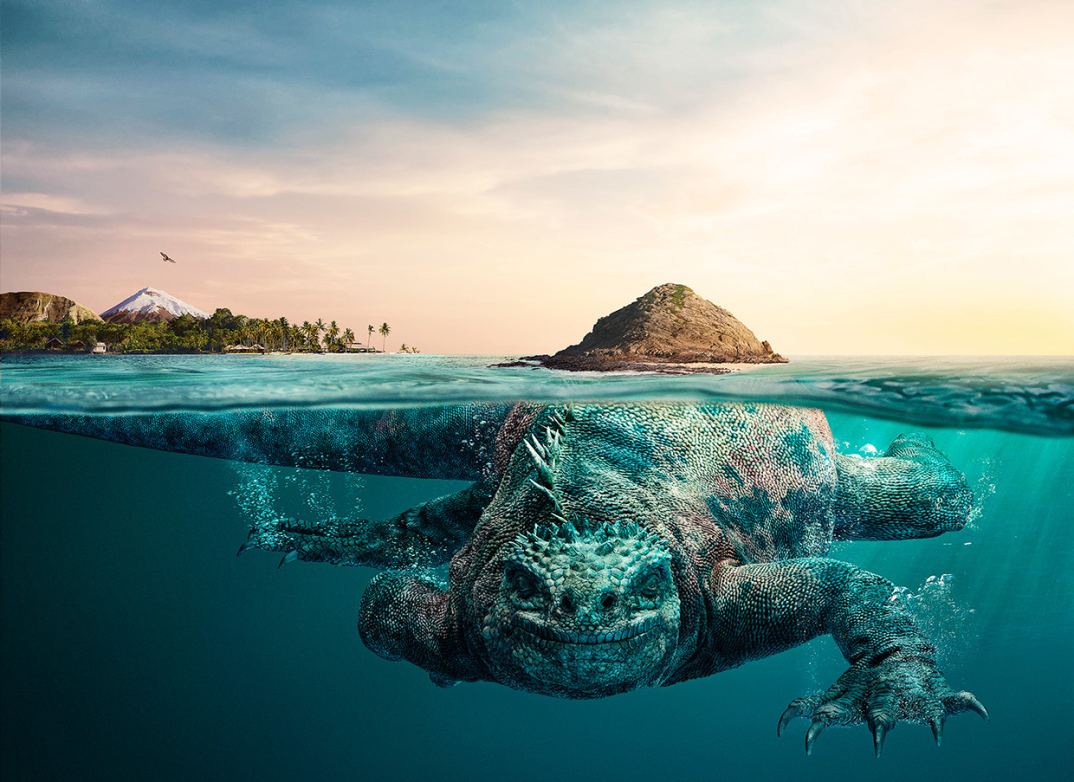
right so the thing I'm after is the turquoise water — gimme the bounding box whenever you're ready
[2,353,1071,435]
[2,354,1072,780]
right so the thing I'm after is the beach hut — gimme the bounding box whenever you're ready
[69,340,87,351]
[91,342,107,354]
[344,342,377,353]
[45,338,64,351]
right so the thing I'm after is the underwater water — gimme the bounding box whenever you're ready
[1,354,1072,781]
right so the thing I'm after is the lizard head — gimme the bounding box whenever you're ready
[481,519,681,698]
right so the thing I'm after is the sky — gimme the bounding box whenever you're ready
[2,0,1072,355]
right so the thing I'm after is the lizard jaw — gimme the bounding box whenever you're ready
[509,613,668,646]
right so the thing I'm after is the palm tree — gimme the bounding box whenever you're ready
[378,322,391,352]
[342,328,355,351]
[327,320,339,352]
[313,318,326,351]
[367,324,374,348]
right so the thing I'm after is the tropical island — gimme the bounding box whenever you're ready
[0,288,415,355]
[497,283,785,374]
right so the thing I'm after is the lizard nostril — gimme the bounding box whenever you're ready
[559,594,576,613]
[601,592,617,610]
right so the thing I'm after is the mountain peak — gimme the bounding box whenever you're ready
[100,288,210,324]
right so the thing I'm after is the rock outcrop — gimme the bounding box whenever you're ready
[505,283,786,373]
[0,291,104,324]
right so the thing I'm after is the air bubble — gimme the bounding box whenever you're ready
[889,574,977,667]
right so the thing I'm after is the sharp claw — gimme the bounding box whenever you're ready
[965,694,989,721]
[931,716,944,746]
[871,722,888,758]
[278,550,299,568]
[237,541,257,556]
[777,706,797,737]
[805,719,826,756]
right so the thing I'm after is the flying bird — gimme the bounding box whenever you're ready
[161,252,176,263]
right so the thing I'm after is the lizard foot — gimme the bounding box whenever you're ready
[235,510,448,568]
[777,654,987,757]
[236,516,370,567]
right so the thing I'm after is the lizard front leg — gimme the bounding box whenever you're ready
[357,572,485,687]
[707,558,987,756]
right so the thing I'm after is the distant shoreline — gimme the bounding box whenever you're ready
[0,348,391,357]
[1,350,775,369]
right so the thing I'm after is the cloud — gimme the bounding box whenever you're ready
[0,192,110,217]
[3,0,1073,353]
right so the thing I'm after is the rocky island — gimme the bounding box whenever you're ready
[503,283,786,374]
[0,291,103,324]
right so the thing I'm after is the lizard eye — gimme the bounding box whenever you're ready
[636,569,667,602]
[506,565,539,600]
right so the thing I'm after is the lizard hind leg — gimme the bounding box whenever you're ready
[237,478,495,569]
[833,433,973,542]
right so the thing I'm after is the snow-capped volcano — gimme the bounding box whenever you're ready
[100,287,210,324]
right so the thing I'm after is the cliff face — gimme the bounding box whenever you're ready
[555,283,785,364]
[0,291,103,324]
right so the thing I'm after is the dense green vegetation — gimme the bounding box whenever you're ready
[0,309,416,354]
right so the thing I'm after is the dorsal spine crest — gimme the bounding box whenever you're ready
[524,407,572,513]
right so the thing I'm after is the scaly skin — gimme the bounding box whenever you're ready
[3,401,986,755]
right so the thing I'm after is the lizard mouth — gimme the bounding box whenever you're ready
[510,614,665,645]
